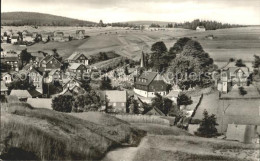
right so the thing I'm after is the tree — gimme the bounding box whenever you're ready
[73,91,100,112]
[52,49,62,62]
[99,77,113,90]
[52,95,74,112]
[20,49,33,67]
[99,20,104,27]
[235,59,246,67]
[195,110,218,137]
[177,93,193,106]
[169,37,191,55]
[239,87,247,96]
[253,55,260,71]
[151,93,173,115]
[80,79,92,92]
[7,77,35,91]
[151,41,167,54]
[127,95,139,114]
[229,58,235,62]
[124,66,129,75]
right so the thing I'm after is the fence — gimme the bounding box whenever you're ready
[110,114,172,126]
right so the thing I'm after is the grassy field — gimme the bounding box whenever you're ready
[103,123,259,161]
[0,103,145,160]
[2,26,260,64]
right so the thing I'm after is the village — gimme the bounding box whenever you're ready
[1,25,260,147]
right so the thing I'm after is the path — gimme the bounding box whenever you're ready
[102,136,148,161]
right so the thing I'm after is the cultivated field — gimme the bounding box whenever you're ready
[2,26,260,66]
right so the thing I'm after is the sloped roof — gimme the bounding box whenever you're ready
[10,90,32,98]
[27,98,52,109]
[135,71,158,86]
[41,55,61,64]
[76,30,85,34]
[69,63,84,70]
[105,90,127,103]
[1,57,19,62]
[49,69,60,76]
[67,52,88,60]
[28,89,42,97]
[145,107,165,116]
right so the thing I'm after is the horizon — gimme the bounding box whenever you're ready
[2,0,260,25]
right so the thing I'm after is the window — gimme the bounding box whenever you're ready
[113,103,116,107]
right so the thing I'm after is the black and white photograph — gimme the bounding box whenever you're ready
[1,0,260,160]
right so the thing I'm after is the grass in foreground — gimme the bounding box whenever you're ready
[0,103,146,160]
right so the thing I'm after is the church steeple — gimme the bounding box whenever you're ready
[140,51,145,68]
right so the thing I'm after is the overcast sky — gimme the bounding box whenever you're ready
[2,0,260,25]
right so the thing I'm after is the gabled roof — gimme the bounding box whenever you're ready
[68,63,86,70]
[11,36,19,39]
[10,90,32,98]
[228,67,249,77]
[104,90,127,103]
[28,89,42,97]
[145,107,165,116]
[67,52,88,60]
[135,71,158,86]
[49,69,60,76]
[40,55,61,64]
[1,57,19,62]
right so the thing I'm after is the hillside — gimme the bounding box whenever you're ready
[0,102,145,160]
[1,12,96,26]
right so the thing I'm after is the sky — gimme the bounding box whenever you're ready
[2,0,260,25]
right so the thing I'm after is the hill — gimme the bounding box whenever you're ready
[1,12,96,26]
[0,101,145,160]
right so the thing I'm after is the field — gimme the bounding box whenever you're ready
[2,26,260,66]
[0,103,145,160]
[103,123,259,161]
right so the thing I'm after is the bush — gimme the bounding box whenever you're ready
[52,95,74,112]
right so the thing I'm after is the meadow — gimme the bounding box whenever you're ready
[2,26,260,66]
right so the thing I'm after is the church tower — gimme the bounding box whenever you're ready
[140,51,146,68]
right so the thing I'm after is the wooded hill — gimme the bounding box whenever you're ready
[1,12,96,26]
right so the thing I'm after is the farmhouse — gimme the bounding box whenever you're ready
[218,66,250,93]
[67,52,90,65]
[39,55,62,71]
[2,73,13,84]
[99,90,127,113]
[10,35,19,44]
[53,31,65,42]
[134,71,169,97]
[196,26,206,31]
[1,56,19,71]
[76,30,85,39]
[45,69,61,83]
[10,90,32,101]
[27,68,44,93]
[68,63,90,77]
[1,81,9,95]
[23,33,34,42]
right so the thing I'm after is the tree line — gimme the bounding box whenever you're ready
[174,19,245,30]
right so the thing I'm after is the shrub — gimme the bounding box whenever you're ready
[52,95,74,112]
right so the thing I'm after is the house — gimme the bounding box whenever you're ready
[41,32,54,42]
[226,124,258,143]
[10,35,19,44]
[39,55,62,71]
[67,63,89,78]
[53,31,64,42]
[45,69,61,83]
[1,57,19,71]
[99,90,127,113]
[10,90,32,101]
[134,71,169,97]
[2,73,13,84]
[27,68,44,93]
[67,52,90,66]
[196,26,206,31]
[62,78,81,91]
[59,84,85,96]
[218,67,250,93]
[76,30,85,39]
[1,81,9,95]
[23,33,34,42]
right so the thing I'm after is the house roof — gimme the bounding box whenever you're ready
[10,90,32,98]
[28,89,42,98]
[145,107,165,116]
[27,98,52,109]
[49,69,60,76]
[67,52,88,60]
[104,90,127,103]
[1,57,19,62]
[11,36,19,39]
[41,55,61,64]
[135,71,158,86]
[68,63,86,70]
